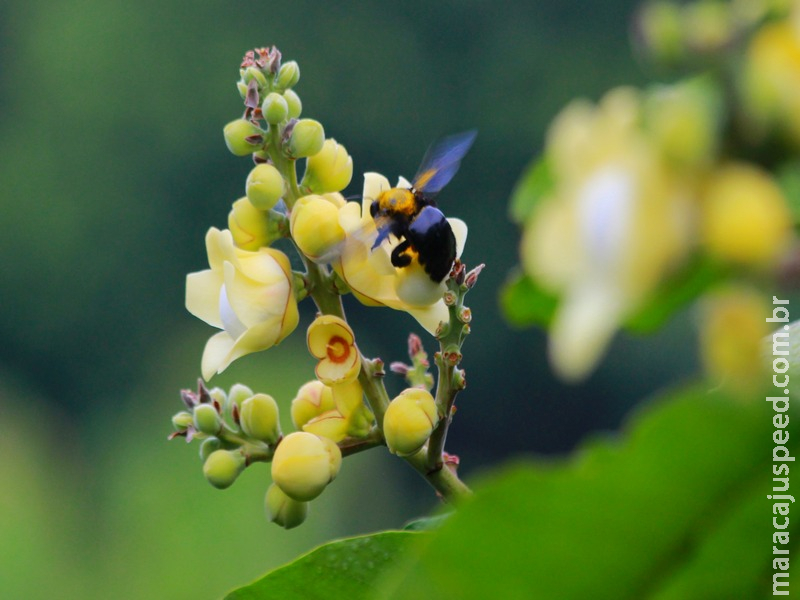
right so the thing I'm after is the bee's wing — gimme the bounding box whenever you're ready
[411,130,477,195]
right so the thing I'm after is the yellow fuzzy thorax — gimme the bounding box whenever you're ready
[376,187,417,216]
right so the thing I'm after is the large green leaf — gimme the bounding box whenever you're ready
[225,531,420,600]
[375,386,797,599]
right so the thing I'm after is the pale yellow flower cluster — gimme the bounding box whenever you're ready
[522,84,794,381]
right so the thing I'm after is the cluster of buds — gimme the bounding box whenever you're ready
[515,2,799,389]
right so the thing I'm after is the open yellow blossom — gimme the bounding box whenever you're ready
[307,315,361,385]
[186,227,299,380]
[523,87,694,381]
[333,173,468,334]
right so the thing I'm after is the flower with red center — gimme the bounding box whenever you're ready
[306,315,361,385]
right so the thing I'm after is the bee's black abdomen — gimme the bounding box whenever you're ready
[406,206,457,282]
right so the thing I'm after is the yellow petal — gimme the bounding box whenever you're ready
[549,282,626,382]
[201,331,236,380]
[448,218,468,259]
[302,410,349,443]
[186,270,224,328]
[307,316,355,358]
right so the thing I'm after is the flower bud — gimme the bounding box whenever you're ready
[203,449,246,489]
[199,436,221,462]
[236,81,248,99]
[193,403,221,436]
[261,92,289,125]
[701,163,792,267]
[223,119,263,156]
[288,119,325,158]
[243,66,267,87]
[302,139,354,194]
[284,89,302,119]
[265,483,308,529]
[171,411,194,432]
[228,197,271,251]
[290,195,346,263]
[240,393,281,444]
[271,432,341,501]
[383,388,439,456]
[246,163,285,210]
[276,61,300,90]
[291,380,336,429]
[227,383,254,411]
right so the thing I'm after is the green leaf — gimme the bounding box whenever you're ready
[375,386,798,600]
[226,531,420,600]
[625,256,725,333]
[499,269,559,328]
[402,513,452,531]
[508,156,554,224]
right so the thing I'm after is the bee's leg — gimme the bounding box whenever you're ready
[390,240,413,268]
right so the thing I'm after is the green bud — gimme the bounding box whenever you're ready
[240,393,281,444]
[265,483,308,529]
[261,92,289,125]
[276,61,300,90]
[208,387,227,407]
[199,436,222,462]
[223,119,263,156]
[288,119,325,158]
[284,89,302,119]
[246,163,285,210]
[236,81,248,99]
[227,383,254,411]
[193,403,221,435]
[243,66,268,87]
[203,449,246,489]
[172,411,194,432]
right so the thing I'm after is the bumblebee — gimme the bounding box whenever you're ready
[370,130,477,283]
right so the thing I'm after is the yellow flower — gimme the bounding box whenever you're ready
[701,162,793,267]
[307,315,361,385]
[186,227,299,380]
[302,138,354,194]
[742,16,800,145]
[333,172,468,334]
[699,287,770,397]
[271,431,341,502]
[290,194,347,263]
[383,388,439,456]
[302,379,373,442]
[523,87,694,381]
[228,197,270,250]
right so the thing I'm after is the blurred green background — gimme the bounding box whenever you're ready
[0,1,705,598]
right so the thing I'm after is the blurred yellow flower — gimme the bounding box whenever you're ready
[742,15,800,144]
[307,314,361,385]
[699,286,770,397]
[333,173,468,334]
[700,162,793,267]
[186,227,299,380]
[523,87,694,381]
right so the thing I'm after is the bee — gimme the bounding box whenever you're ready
[369,130,477,283]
